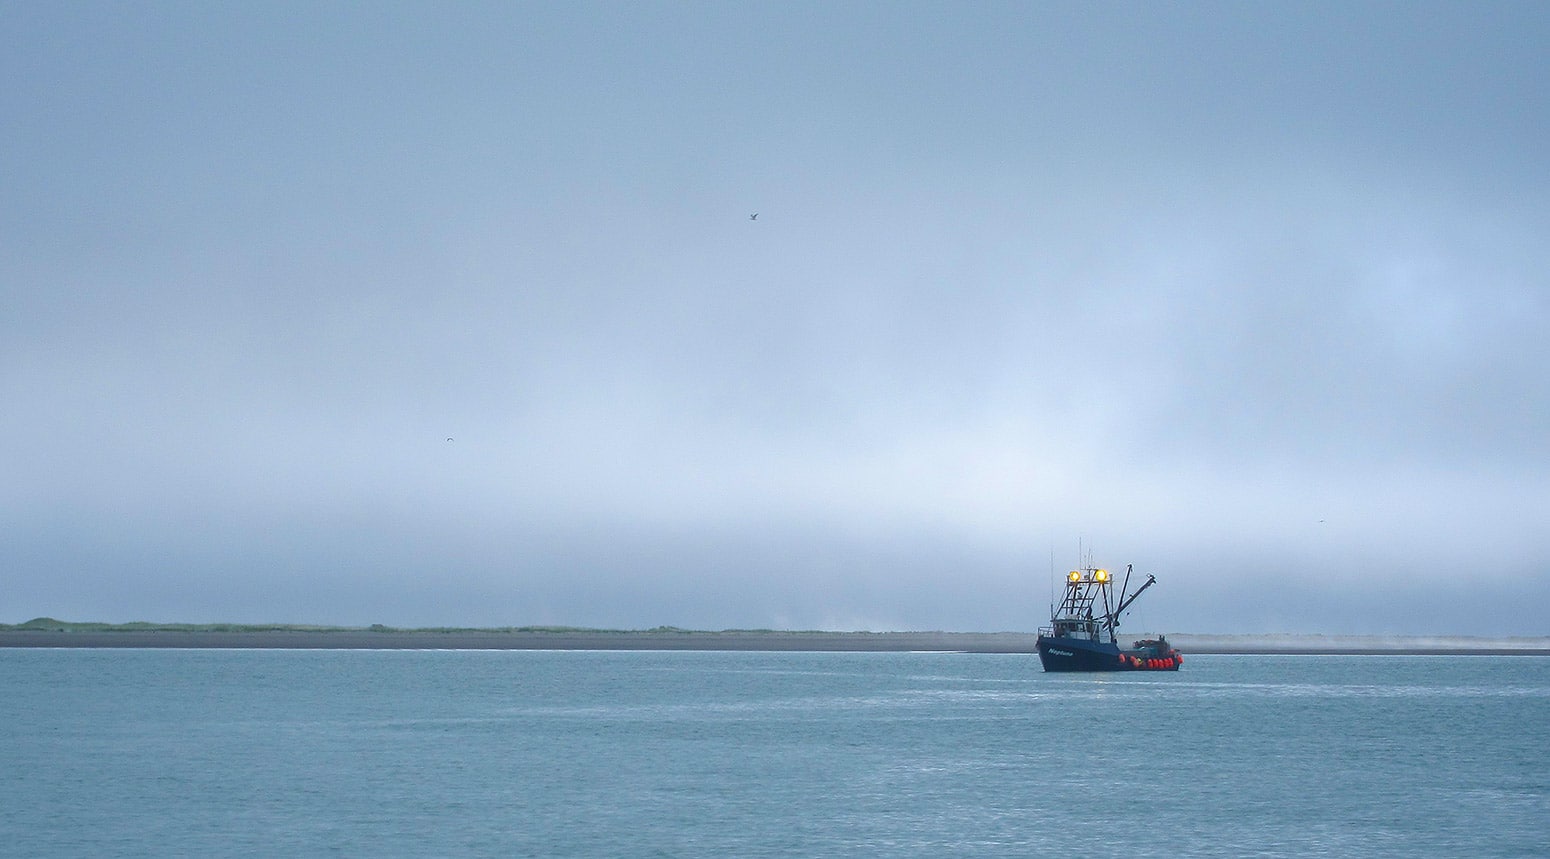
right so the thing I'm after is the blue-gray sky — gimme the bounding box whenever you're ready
[4,2,1547,633]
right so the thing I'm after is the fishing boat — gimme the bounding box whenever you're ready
[1036,564,1181,672]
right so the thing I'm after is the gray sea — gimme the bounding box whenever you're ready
[3,649,1545,857]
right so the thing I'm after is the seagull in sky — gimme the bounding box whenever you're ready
[749,213,758,220]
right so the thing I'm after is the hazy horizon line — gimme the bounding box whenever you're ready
[5,618,1548,644]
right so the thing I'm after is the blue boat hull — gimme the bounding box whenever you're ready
[1037,635,1182,672]
[1037,636,1124,671]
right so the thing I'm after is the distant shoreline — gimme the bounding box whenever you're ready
[2,627,1547,655]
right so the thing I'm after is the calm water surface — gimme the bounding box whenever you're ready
[3,650,1546,857]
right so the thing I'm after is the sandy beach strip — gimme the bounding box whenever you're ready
[3,629,1547,654]
[1167,634,1550,656]
[0,630,1037,652]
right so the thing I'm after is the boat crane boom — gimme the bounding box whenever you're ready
[1113,572,1157,619]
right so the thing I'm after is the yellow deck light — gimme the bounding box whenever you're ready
[1095,569,1109,582]
[1068,571,1081,582]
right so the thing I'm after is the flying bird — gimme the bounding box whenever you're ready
[749,213,757,220]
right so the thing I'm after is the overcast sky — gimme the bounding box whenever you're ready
[4,2,1547,634]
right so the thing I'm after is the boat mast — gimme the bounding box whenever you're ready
[1098,575,1116,642]
[1106,564,1133,640]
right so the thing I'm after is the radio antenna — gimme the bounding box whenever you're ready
[1048,544,1055,615]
